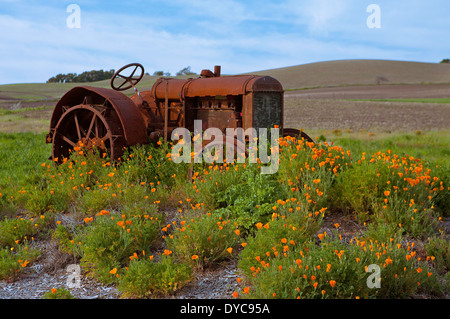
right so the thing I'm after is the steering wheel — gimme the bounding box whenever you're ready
[110,63,144,91]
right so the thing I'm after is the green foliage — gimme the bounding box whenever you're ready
[424,235,450,275]
[42,287,76,299]
[0,217,35,248]
[332,151,443,237]
[0,243,41,281]
[117,255,192,298]
[241,234,439,299]
[78,212,162,284]
[213,167,287,229]
[0,132,447,299]
[166,211,241,269]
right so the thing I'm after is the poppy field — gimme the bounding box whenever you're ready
[0,129,448,299]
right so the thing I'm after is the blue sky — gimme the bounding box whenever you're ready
[0,0,449,84]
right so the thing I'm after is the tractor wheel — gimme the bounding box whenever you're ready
[51,104,126,162]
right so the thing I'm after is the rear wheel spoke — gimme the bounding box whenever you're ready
[74,113,82,140]
[61,134,76,147]
[87,114,97,138]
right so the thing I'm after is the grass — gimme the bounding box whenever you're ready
[0,107,54,133]
[0,132,51,187]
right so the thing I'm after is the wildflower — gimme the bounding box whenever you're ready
[163,249,172,256]
[191,255,198,260]
[235,229,240,236]
[232,291,238,298]
[329,280,336,288]
[255,222,263,230]
[51,288,57,294]
[109,268,117,274]
[227,247,233,254]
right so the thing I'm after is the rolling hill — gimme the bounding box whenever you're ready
[1,59,450,108]
[250,59,450,90]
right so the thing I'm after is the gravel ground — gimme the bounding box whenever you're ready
[0,260,240,299]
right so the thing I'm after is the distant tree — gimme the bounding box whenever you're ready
[440,59,450,63]
[176,66,197,76]
[47,69,115,83]
[153,71,165,76]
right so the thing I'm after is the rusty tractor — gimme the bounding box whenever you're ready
[46,63,312,162]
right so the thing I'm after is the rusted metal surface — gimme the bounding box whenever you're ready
[47,64,312,161]
[51,104,126,162]
[48,86,147,146]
